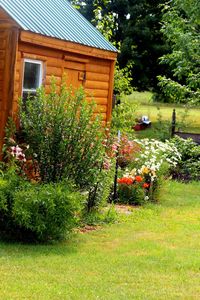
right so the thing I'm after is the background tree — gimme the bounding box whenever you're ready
[158,0,200,104]
[70,0,169,92]
[70,0,95,22]
[120,0,169,91]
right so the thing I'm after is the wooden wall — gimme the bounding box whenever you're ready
[0,10,117,152]
[14,31,117,123]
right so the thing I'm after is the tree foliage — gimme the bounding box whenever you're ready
[119,0,169,91]
[70,0,168,91]
[158,0,200,104]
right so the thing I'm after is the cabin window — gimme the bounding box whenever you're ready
[22,59,43,101]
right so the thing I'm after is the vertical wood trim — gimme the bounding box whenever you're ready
[10,28,19,117]
[107,60,116,123]
[0,27,19,154]
[18,52,24,102]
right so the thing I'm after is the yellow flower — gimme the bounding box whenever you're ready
[130,168,136,176]
[142,166,149,174]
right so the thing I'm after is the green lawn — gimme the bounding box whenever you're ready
[0,180,200,299]
[125,92,200,133]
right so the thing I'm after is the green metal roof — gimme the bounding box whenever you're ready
[0,0,117,52]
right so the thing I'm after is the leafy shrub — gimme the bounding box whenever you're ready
[0,168,29,235]
[18,80,115,211]
[169,137,200,181]
[0,169,84,242]
[20,80,105,188]
[0,178,9,213]
[153,107,172,141]
[12,182,84,241]
[87,165,115,212]
[114,63,133,99]
[117,180,146,205]
[111,98,138,135]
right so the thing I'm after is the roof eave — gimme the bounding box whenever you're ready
[20,30,118,60]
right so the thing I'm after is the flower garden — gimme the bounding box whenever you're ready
[0,83,200,243]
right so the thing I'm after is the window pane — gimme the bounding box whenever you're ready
[23,62,41,90]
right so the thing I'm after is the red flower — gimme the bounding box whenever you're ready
[135,175,143,182]
[117,177,134,185]
[143,183,150,189]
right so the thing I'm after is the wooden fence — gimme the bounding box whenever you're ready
[171,109,200,144]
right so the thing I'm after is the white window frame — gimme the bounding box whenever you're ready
[22,59,43,94]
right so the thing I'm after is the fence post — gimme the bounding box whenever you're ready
[113,130,121,201]
[171,109,176,138]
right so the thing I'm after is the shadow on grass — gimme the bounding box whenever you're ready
[0,230,82,257]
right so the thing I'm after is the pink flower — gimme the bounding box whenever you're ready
[111,143,118,152]
[103,159,111,170]
[10,145,26,162]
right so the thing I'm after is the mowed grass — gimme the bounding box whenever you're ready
[0,180,200,299]
[125,91,200,132]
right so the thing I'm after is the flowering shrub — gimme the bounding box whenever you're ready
[2,119,38,181]
[117,170,151,205]
[117,176,146,205]
[18,81,117,211]
[134,138,181,170]
[117,138,181,204]
[20,83,106,188]
[117,135,141,167]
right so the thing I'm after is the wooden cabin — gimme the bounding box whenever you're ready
[0,0,117,150]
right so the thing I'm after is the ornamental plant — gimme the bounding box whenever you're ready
[20,80,105,187]
[117,172,147,205]
[117,138,181,204]
[19,79,115,211]
[2,117,39,180]
[117,170,151,205]
[134,138,181,171]
[117,135,141,168]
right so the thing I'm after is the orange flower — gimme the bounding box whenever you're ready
[143,182,150,188]
[117,177,134,185]
[135,175,143,182]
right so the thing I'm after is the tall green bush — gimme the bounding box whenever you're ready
[19,79,114,211]
[20,80,104,186]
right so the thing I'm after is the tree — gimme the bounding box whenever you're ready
[119,0,169,91]
[90,0,168,91]
[157,0,200,104]
[70,0,95,23]
[70,0,169,91]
